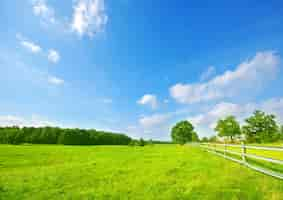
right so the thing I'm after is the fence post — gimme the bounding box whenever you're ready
[241,142,246,164]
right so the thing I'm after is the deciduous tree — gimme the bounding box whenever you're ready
[171,121,196,145]
[242,110,279,143]
[214,116,241,142]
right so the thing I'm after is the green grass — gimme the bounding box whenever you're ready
[209,144,283,174]
[211,144,283,160]
[0,145,283,200]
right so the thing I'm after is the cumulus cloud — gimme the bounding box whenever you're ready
[137,94,158,109]
[17,34,42,53]
[71,0,108,37]
[261,98,283,122]
[30,0,108,38]
[32,0,56,24]
[131,97,283,139]
[48,49,60,63]
[170,51,280,104]
[48,75,64,85]
[187,98,283,137]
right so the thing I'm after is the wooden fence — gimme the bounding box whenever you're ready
[200,143,283,180]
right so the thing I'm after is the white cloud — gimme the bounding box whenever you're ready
[32,0,56,24]
[30,0,107,38]
[261,98,283,122]
[48,49,60,63]
[0,116,26,127]
[200,66,216,81]
[137,94,158,109]
[17,34,61,63]
[129,97,283,139]
[21,41,42,53]
[170,51,280,104]
[187,98,283,137]
[125,113,173,140]
[188,102,253,130]
[139,113,170,128]
[48,75,64,85]
[17,34,42,54]
[71,0,108,37]
[0,114,56,127]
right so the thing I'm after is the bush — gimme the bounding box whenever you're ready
[128,138,148,147]
[138,138,146,146]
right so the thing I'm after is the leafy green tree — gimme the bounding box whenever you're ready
[171,121,195,145]
[242,110,279,143]
[0,126,132,145]
[280,125,283,141]
[214,116,241,142]
[128,140,137,146]
[139,138,146,146]
[148,139,154,146]
[201,137,209,142]
[208,135,217,142]
[192,131,200,142]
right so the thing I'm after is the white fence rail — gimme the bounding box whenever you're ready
[200,143,283,180]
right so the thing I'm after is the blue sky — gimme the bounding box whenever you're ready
[0,0,283,140]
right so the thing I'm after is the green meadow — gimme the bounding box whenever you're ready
[0,144,283,200]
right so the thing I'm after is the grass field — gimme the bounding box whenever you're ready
[0,144,283,200]
[210,144,283,174]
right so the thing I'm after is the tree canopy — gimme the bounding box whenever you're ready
[201,137,209,143]
[214,116,241,142]
[171,121,197,144]
[192,131,200,142]
[0,126,132,145]
[242,110,279,143]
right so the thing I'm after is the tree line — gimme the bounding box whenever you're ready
[0,126,132,145]
[170,110,283,144]
[213,110,283,143]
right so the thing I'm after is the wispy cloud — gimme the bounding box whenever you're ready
[139,113,170,128]
[17,33,61,64]
[200,66,216,81]
[30,0,108,38]
[17,34,42,54]
[170,51,280,104]
[137,94,158,109]
[71,0,108,37]
[48,49,60,63]
[32,0,56,25]
[48,75,65,85]
[0,114,56,127]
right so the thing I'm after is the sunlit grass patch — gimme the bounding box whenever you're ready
[0,144,283,199]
